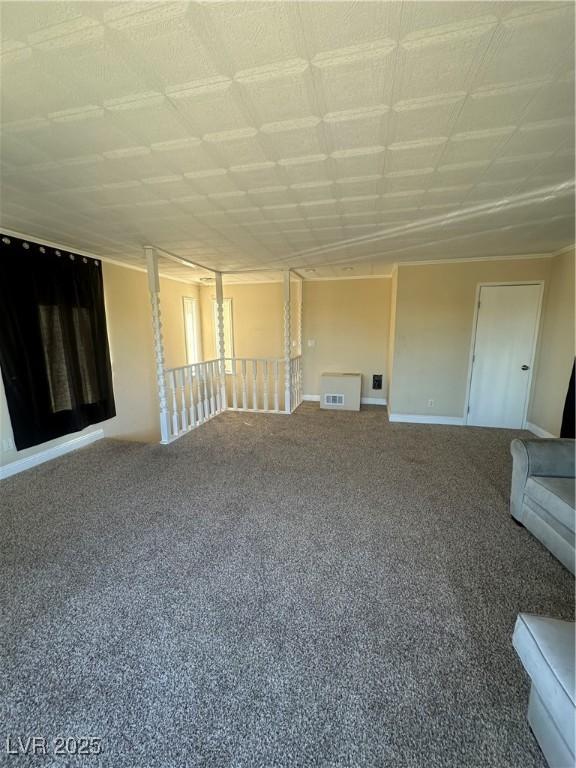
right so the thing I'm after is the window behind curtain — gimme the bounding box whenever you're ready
[0,235,115,450]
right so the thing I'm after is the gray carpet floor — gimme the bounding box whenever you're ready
[1,404,574,768]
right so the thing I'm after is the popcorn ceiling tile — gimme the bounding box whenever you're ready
[236,67,314,125]
[314,53,396,115]
[475,7,574,88]
[0,134,51,166]
[0,0,573,270]
[110,12,220,88]
[259,122,324,159]
[483,154,549,183]
[281,157,330,185]
[292,183,335,203]
[454,82,542,134]
[425,185,474,205]
[441,129,515,165]
[399,3,498,37]
[392,95,463,144]
[397,22,495,103]
[207,136,268,168]
[107,104,189,147]
[229,164,284,191]
[503,119,574,157]
[325,113,389,154]
[0,2,83,40]
[332,152,385,179]
[37,34,149,104]
[385,140,446,173]
[156,143,223,176]
[205,2,300,72]
[335,177,381,198]
[298,3,401,57]
[170,87,252,136]
[384,170,434,193]
[184,173,240,197]
[523,80,575,124]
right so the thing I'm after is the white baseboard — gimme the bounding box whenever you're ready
[0,429,104,480]
[525,421,556,439]
[388,413,465,425]
[303,395,387,406]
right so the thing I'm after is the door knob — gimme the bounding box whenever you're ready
[521,365,530,371]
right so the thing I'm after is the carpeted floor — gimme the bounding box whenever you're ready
[1,404,574,767]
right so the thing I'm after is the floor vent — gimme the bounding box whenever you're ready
[325,394,344,406]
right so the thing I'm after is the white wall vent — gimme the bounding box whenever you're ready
[320,373,361,411]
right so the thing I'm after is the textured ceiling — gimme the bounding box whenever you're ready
[1,1,574,282]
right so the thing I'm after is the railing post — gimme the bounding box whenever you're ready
[214,271,227,411]
[145,246,170,443]
[283,270,291,413]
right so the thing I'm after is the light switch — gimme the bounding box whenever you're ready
[307,339,316,348]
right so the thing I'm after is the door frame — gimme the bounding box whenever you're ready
[463,281,544,428]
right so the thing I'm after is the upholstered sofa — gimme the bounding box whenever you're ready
[513,614,575,768]
[510,438,575,574]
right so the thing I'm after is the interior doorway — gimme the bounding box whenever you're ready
[466,283,543,428]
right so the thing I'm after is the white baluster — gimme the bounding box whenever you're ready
[263,360,269,411]
[274,360,280,412]
[179,369,187,431]
[170,370,179,435]
[196,366,204,423]
[209,362,216,416]
[252,359,258,410]
[231,359,238,409]
[214,361,221,413]
[241,360,247,409]
[202,363,210,420]
[187,367,196,429]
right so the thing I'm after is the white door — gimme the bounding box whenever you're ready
[467,284,542,428]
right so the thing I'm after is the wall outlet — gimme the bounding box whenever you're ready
[427,399,435,408]
[2,437,15,452]
[372,374,383,390]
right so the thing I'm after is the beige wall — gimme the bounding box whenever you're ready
[200,282,284,361]
[101,263,196,443]
[389,258,553,417]
[0,261,197,465]
[388,268,398,391]
[528,248,575,436]
[302,278,390,400]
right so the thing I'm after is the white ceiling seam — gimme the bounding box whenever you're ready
[0,1,574,281]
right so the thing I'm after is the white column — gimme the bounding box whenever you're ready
[145,246,170,443]
[283,270,291,413]
[214,271,227,410]
[293,272,303,357]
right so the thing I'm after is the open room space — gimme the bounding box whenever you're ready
[1,2,575,767]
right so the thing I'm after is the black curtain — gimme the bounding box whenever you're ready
[560,360,575,439]
[0,234,115,450]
